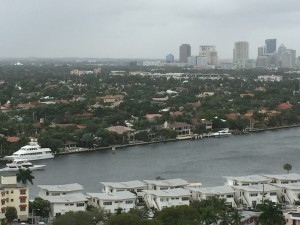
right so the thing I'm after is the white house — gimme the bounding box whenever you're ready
[143,178,189,191]
[37,183,86,217]
[231,184,279,208]
[285,206,300,225]
[189,186,236,207]
[143,188,191,211]
[38,183,84,198]
[101,180,147,202]
[263,173,300,185]
[271,182,300,204]
[87,191,136,214]
[225,175,270,187]
[41,193,88,217]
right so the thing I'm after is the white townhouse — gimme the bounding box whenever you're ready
[263,173,300,185]
[271,182,300,204]
[143,178,189,191]
[38,183,84,197]
[232,184,279,208]
[41,193,88,217]
[225,175,270,187]
[143,188,191,211]
[37,183,87,217]
[189,186,236,207]
[101,180,147,202]
[87,191,136,214]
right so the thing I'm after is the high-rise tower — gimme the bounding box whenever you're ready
[179,44,191,63]
[265,39,276,54]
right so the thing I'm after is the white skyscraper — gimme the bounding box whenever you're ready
[233,41,249,68]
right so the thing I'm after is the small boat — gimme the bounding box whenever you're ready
[0,159,46,172]
[210,128,232,137]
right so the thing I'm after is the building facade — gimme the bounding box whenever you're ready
[179,44,191,63]
[233,41,249,68]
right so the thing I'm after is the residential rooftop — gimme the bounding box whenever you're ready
[38,183,83,192]
[143,178,189,187]
[225,175,270,183]
[42,193,87,203]
[101,180,147,189]
[189,186,234,195]
[143,188,191,197]
[263,173,300,181]
[87,191,136,200]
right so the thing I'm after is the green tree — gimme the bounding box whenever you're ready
[257,200,285,225]
[5,207,17,225]
[16,168,35,185]
[283,163,292,173]
[30,197,50,218]
[230,209,242,225]
[107,213,141,225]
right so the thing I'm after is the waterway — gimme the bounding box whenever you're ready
[1,127,300,198]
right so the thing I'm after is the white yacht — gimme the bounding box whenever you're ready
[210,128,232,137]
[0,159,46,172]
[4,140,54,161]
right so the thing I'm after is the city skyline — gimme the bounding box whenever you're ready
[1,0,300,59]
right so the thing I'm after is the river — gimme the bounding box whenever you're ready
[1,127,300,198]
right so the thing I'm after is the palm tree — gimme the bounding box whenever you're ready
[283,163,292,173]
[230,209,242,225]
[257,200,285,225]
[17,168,35,185]
[200,206,219,225]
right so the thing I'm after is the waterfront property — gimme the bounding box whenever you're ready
[37,183,84,198]
[231,184,279,208]
[87,191,136,214]
[143,178,189,191]
[263,173,300,185]
[143,188,191,211]
[0,175,29,221]
[225,175,270,187]
[271,183,300,204]
[41,193,88,217]
[101,180,147,202]
[189,186,236,207]
[37,183,87,217]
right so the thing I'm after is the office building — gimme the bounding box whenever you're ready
[265,39,277,54]
[199,45,218,65]
[179,44,191,63]
[166,54,174,63]
[233,41,249,68]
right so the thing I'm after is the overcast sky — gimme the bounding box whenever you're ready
[1,0,300,60]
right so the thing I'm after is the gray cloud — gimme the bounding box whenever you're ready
[1,0,300,59]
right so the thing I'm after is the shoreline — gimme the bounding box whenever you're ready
[54,123,300,156]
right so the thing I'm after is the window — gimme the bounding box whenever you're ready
[20,199,26,203]
[10,190,13,194]
[281,181,288,184]
[270,192,277,196]
[20,190,26,195]
[126,200,133,204]
[20,206,26,212]
[46,191,49,196]
[250,193,258,197]
[103,202,112,205]
[76,203,84,207]
[182,197,189,201]
[160,187,168,190]
[226,195,233,198]
[242,183,249,186]
[65,204,69,206]
[137,189,142,192]
[11,199,14,202]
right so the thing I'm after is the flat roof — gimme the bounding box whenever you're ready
[143,188,191,197]
[190,186,234,195]
[143,178,189,187]
[232,184,278,192]
[38,183,83,192]
[225,175,270,183]
[263,173,300,181]
[42,193,87,203]
[101,180,147,189]
[87,191,136,200]
[271,183,300,190]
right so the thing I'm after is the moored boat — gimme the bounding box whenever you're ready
[4,139,54,161]
[210,128,232,137]
[0,159,46,172]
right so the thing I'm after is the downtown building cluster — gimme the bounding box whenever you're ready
[163,38,298,69]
